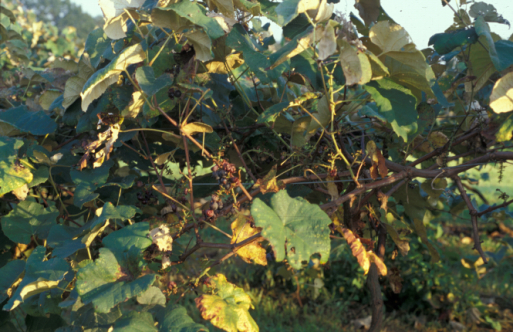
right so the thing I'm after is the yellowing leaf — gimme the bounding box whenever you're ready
[206,53,244,74]
[490,71,513,114]
[125,91,145,118]
[186,31,214,62]
[369,21,412,55]
[195,274,258,332]
[103,10,139,40]
[81,44,146,111]
[254,165,285,194]
[231,214,267,266]
[366,140,387,179]
[315,20,337,60]
[12,184,29,201]
[38,90,62,111]
[339,39,371,85]
[382,223,410,256]
[209,0,236,19]
[181,122,214,135]
[150,225,173,252]
[9,279,60,310]
[326,176,338,200]
[337,227,387,276]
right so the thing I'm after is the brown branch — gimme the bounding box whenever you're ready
[172,233,263,265]
[368,226,387,332]
[141,132,167,195]
[155,105,213,159]
[54,133,84,151]
[453,176,488,263]
[320,171,408,211]
[172,170,353,239]
[477,199,513,217]
[408,129,480,167]
[221,118,257,182]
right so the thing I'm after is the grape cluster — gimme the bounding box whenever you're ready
[211,162,238,191]
[167,87,182,99]
[137,190,158,205]
[202,194,224,220]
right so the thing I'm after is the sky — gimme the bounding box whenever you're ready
[71,0,512,48]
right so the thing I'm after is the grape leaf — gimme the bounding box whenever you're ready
[195,274,258,332]
[0,137,33,195]
[157,303,208,332]
[0,106,57,135]
[3,247,70,311]
[1,201,59,244]
[251,190,331,269]
[231,213,267,266]
[76,247,156,313]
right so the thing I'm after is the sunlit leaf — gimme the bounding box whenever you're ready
[490,70,513,114]
[251,190,331,269]
[336,226,387,276]
[231,213,267,265]
[81,44,146,111]
[195,274,258,332]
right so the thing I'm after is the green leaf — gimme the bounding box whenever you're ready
[496,113,513,142]
[269,27,313,69]
[226,24,286,84]
[84,28,115,69]
[70,161,114,208]
[196,274,257,332]
[283,14,312,40]
[412,218,440,263]
[76,247,156,313]
[151,1,225,40]
[428,28,478,55]
[291,115,311,148]
[383,49,435,97]
[89,202,140,229]
[81,44,146,111]
[157,304,208,332]
[275,0,320,26]
[355,0,380,26]
[0,6,16,23]
[363,78,418,142]
[469,2,510,26]
[251,190,331,269]
[0,137,33,195]
[235,0,262,16]
[136,286,166,306]
[3,246,70,311]
[135,66,173,96]
[112,312,156,332]
[0,260,26,304]
[257,102,289,123]
[0,106,56,135]
[1,201,59,244]
[102,222,152,251]
[47,224,86,259]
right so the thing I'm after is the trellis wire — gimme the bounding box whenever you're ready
[43,163,490,188]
